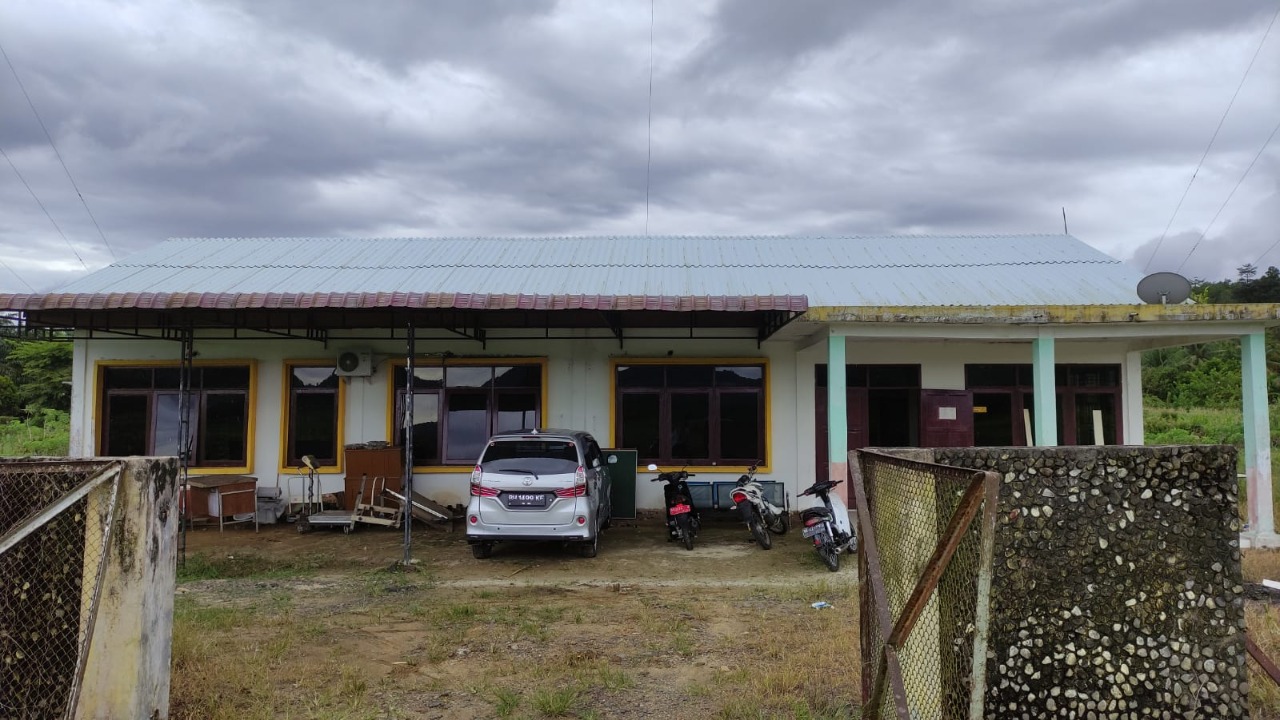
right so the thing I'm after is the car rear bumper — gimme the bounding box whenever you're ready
[466,519,594,543]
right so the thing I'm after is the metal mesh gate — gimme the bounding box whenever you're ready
[852,450,1000,720]
[0,460,123,719]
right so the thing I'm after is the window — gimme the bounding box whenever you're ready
[100,364,254,469]
[615,362,765,466]
[393,363,543,466]
[965,363,1122,445]
[284,364,342,469]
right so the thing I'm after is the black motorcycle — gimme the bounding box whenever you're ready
[648,464,700,550]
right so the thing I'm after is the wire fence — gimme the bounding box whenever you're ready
[0,459,122,719]
[854,450,1000,720]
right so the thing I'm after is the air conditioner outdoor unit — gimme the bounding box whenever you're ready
[335,351,373,377]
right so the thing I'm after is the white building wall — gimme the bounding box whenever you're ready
[71,333,1133,511]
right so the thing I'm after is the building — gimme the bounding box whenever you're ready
[4,234,1277,544]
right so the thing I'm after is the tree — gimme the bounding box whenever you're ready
[1238,263,1258,282]
[6,341,73,412]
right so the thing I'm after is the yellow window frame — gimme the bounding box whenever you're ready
[384,357,549,473]
[608,357,771,474]
[94,359,258,475]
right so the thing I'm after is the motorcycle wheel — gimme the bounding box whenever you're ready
[766,510,790,535]
[677,515,695,551]
[749,512,772,550]
[819,542,840,572]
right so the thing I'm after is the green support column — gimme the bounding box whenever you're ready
[828,332,848,484]
[1032,336,1058,446]
[1242,331,1277,545]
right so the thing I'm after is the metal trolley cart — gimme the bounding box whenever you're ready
[293,455,357,534]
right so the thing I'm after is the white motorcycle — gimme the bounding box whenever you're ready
[729,462,789,550]
[798,478,857,572]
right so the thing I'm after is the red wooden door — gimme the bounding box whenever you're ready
[815,387,869,481]
[920,389,974,448]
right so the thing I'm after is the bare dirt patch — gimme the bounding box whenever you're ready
[172,516,862,720]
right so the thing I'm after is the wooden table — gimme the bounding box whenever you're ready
[186,476,258,531]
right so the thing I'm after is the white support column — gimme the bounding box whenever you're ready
[1241,331,1278,547]
[1124,350,1145,445]
[1032,335,1058,446]
[828,332,848,485]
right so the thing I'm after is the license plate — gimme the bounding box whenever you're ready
[670,503,692,515]
[505,493,548,508]
[802,525,825,539]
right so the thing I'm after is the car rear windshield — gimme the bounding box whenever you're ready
[480,439,580,473]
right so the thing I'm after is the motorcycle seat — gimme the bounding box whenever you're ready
[800,506,831,521]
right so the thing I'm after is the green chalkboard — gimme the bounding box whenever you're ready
[604,448,637,519]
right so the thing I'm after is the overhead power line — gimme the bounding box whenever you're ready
[1176,112,1280,273]
[0,39,117,262]
[1144,3,1280,272]
[1,144,87,272]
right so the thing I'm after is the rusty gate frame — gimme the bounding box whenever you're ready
[851,449,1001,720]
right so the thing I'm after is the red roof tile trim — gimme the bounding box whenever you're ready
[0,292,809,313]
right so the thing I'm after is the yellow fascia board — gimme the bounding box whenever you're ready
[278,360,346,475]
[804,303,1280,325]
[93,358,257,475]
[606,356,771,474]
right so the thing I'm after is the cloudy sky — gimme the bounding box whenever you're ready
[1,0,1278,294]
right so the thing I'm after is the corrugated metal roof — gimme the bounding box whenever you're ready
[8,234,1146,311]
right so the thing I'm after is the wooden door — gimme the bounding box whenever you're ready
[920,389,974,448]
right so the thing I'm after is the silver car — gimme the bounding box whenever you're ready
[466,429,613,559]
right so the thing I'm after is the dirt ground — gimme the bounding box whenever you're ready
[173,514,863,720]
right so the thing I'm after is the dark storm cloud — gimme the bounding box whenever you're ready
[0,0,1276,294]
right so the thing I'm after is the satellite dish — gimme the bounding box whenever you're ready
[1136,272,1192,305]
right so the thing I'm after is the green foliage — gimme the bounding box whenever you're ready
[6,340,73,412]
[0,409,70,456]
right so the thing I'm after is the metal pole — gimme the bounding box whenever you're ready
[177,328,193,566]
[402,320,415,565]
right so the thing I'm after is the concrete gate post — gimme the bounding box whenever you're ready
[1242,331,1279,547]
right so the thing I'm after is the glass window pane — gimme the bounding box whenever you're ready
[154,368,180,389]
[495,392,539,433]
[867,365,920,388]
[1074,393,1117,445]
[292,366,338,389]
[966,365,1018,388]
[617,365,664,388]
[447,366,492,388]
[200,367,250,389]
[445,392,489,462]
[670,393,710,462]
[493,365,540,387]
[400,392,440,465]
[1069,365,1120,388]
[620,393,660,459]
[715,366,763,387]
[846,365,868,387]
[153,393,193,458]
[667,365,714,388]
[201,393,247,464]
[718,392,761,462]
[292,393,338,464]
[104,394,148,455]
[413,367,444,388]
[103,368,152,390]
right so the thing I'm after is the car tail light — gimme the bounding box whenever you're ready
[555,466,589,498]
[469,467,499,497]
[576,516,586,525]
[469,515,478,524]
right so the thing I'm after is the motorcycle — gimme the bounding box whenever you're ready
[798,478,857,572]
[648,463,700,550]
[729,462,789,550]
